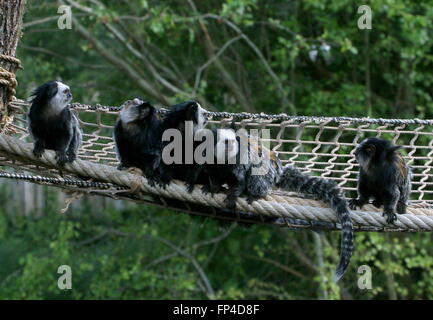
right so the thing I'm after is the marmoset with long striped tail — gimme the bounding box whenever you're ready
[28,81,82,166]
[349,137,412,225]
[113,98,163,186]
[201,128,353,281]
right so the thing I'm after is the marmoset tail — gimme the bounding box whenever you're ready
[277,166,354,282]
[186,127,354,281]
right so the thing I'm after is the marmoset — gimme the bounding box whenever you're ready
[159,100,208,189]
[28,81,82,166]
[113,98,163,186]
[349,137,412,224]
[200,127,354,281]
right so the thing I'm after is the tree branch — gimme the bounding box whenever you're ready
[193,35,242,96]
[200,13,296,115]
[106,228,216,299]
[242,253,307,279]
[23,16,60,28]
[187,0,254,112]
[64,4,170,105]
[154,235,216,299]
[88,0,191,98]
[20,44,108,69]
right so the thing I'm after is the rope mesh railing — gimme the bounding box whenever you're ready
[2,99,433,231]
[10,99,433,203]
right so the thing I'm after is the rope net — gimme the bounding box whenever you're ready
[1,99,433,232]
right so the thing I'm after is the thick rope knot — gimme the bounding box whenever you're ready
[0,114,16,135]
[0,54,23,70]
[0,54,22,104]
[0,55,22,132]
[0,66,18,104]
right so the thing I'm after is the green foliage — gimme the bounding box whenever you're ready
[0,202,312,299]
[2,194,433,299]
[3,0,433,299]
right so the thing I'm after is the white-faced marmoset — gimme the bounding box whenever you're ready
[28,81,82,166]
[199,127,354,281]
[113,98,164,186]
[349,137,412,224]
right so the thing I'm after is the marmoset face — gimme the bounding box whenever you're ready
[354,138,377,171]
[184,101,207,131]
[195,103,208,129]
[50,81,72,112]
[119,98,154,124]
[215,129,238,163]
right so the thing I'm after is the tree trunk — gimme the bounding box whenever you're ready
[0,0,26,125]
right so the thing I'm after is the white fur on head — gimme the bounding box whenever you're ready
[120,99,144,124]
[49,81,72,113]
[215,129,238,163]
[355,139,371,172]
[132,98,143,105]
[195,103,207,130]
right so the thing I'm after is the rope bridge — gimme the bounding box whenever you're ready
[1,99,433,232]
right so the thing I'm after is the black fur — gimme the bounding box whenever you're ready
[114,99,163,186]
[201,128,353,281]
[28,81,82,166]
[349,137,412,224]
[161,100,206,133]
[159,100,208,189]
[202,128,281,208]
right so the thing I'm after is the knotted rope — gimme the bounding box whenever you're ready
[1,132,433,232]
[0,54,22,133]
[0,54,22,104]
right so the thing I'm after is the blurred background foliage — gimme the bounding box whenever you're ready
[1,0,433,299]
